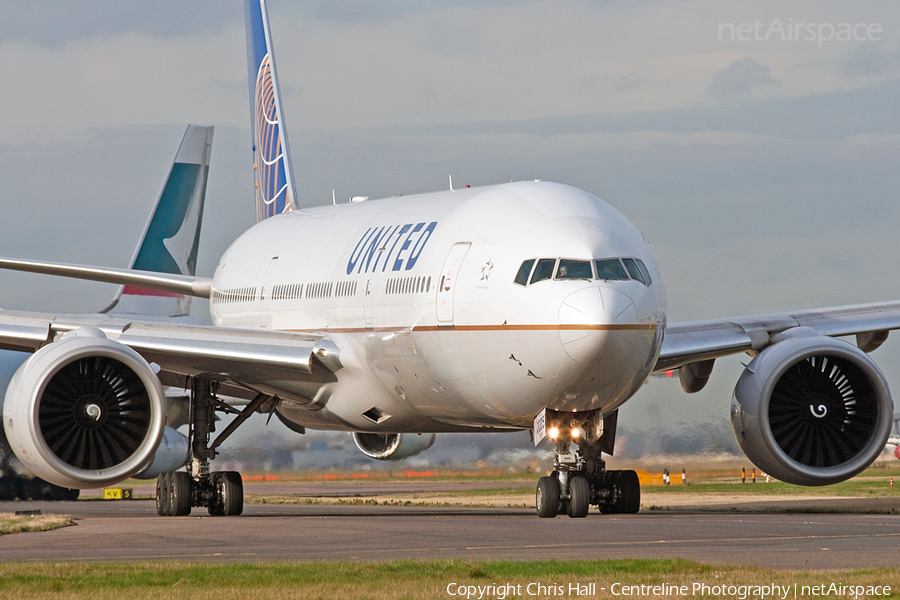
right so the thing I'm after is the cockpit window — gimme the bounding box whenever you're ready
[516,256,651,287]
[556,259,593,280]
[514,259,535,286]
[595,258,629,281]
[635,259,652,286]
[623,258,649,285]
[530,258,556,284]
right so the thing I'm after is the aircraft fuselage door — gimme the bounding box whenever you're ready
[257,256,278,328]
[364,278,373,328]
[436,242,470,325]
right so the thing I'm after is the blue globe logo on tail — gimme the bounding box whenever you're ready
[246,0,297,219]
[254,54,290,220]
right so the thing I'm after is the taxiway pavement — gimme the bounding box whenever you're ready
[1,499,898,569]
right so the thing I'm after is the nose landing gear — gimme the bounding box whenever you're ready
[534,409,640,518]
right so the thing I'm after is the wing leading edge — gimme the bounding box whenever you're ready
[0,258,212,299]
[656,300,900,371]
[0,310,339,404]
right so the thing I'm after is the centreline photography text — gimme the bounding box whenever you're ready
[445,580,893,599]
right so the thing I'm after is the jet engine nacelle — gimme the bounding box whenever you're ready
[133,427,189,480]
[731,329,893,486]
[3,329,166,489]
[352,432,436,460]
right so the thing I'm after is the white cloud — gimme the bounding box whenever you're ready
[0,28,246,144]
[3,1,898,143]
[707,57,778,100]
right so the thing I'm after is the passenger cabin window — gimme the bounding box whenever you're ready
[623,258,651,286]
[514,259,535,286]
[595,259,629,281]
[530,259,556,284]
[556,259,593,280]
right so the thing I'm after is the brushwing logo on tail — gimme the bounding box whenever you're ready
[104,124,213,317]
[254,54,290,221]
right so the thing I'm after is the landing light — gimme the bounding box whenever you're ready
[548,427,559,439]
[571,428,581,439]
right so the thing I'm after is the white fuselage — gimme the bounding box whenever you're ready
[210,181,667,433]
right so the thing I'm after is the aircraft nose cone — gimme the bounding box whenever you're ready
[559,287,636,363]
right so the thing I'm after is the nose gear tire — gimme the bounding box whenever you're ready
[566,475,590,518]
[535,476,561,518]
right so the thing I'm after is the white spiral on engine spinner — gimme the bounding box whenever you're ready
[85,404,102,421]
[810,404,828,418]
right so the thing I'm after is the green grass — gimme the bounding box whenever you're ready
[242,468,900,510]
[245,478,900,507]
[244,470,540,483]
[0,513,75,535]
[247,485,536,502]
[0,560,896,600]
[642,477,900,497]
[399,485,536,497]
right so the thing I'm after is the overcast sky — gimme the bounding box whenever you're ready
[1,0,899,451]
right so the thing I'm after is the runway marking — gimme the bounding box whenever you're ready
[464,532,900,551]
[7,553,261,563]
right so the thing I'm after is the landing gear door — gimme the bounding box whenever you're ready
[436,242,470,325]
[533,409,547,447]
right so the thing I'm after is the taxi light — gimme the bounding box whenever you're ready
[548,427,559,439]
[571,428,581,439]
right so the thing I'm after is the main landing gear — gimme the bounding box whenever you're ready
[156,379,272,517]
[534,412,640,518]
[156,470,243,517]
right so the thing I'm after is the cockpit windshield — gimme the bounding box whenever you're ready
[556,259,593,280]
[515,256,652,287]
[514,259,535,286]
[595,259,628,281]
[530,259,557,284]
[622,258,651,285]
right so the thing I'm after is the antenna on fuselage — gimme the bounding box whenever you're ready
[332,189,336,206]
[449,175,454,192]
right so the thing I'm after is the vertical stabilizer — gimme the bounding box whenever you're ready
[103,124,214,317]
[245,0,298,221]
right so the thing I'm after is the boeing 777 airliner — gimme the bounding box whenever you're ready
[1,1,898,518]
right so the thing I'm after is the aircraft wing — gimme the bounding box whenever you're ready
[0,258,212,299]
[656,300,900,371]
[0,310,339,403]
